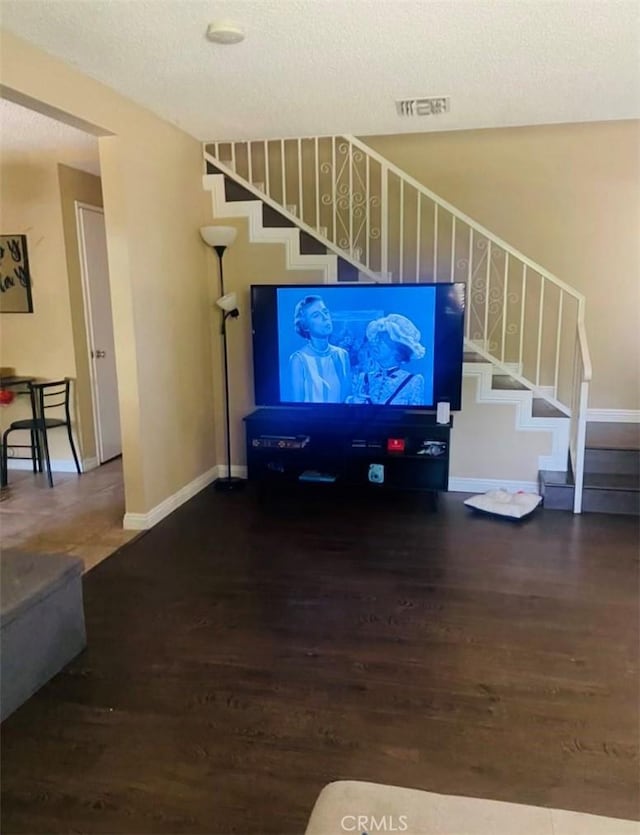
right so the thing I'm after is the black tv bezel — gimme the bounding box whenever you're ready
[250,282,465,412]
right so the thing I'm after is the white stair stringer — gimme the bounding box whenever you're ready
[463,362,570,471]
[203,173,338,282]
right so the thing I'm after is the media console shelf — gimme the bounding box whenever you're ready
[244,408,451,495]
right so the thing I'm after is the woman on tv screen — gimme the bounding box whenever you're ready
[289,295,352,403]
[350,314,426,406]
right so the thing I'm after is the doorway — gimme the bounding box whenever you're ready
[75,203,122,463]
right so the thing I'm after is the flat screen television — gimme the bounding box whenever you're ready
[251,282,465,411]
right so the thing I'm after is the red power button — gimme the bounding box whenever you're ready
[387,438,405,453]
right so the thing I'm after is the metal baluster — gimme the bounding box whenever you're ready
[519,264,527,372]
[264,140,270,197]
[399,178,404,281]
[450,215,456,282]
[315,137,320,232]
[381,166,388,279]
[484,240,491,349]
[247,141,253,186]
[536,275,545,386]
[332,137,337,245]
[365,153,370,269]
[466,227,473,339]
[554,292,564,396]
[348,140,353,255]
[433,203,438,281]
[416,193,421,283]
[501,253,509,363]
[297,138,303,221]
[281,139,286,206]
[231,142,236,174]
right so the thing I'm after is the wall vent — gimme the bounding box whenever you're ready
[396,97,450,117]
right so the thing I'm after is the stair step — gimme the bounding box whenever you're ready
[585,422,640,451]
[299,230,327,256]
[337,259,360,283]
[584,447,640,476]
[539,469,640,515]
[492,375,528,391]
[224,177,256,203]
[262,203,295,228]
[531,398,567,419]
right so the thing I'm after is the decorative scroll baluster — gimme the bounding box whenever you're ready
[381,169,388,278]
[501,253,509,363]
[519,264,527,372]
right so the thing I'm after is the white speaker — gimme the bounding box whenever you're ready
[436,401,450,424]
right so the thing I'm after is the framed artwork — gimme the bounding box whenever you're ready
[0,234,34,313]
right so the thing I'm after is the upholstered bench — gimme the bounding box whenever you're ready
[1,551,86,721]
[305,781,638,835]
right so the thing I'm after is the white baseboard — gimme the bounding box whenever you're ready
[448,476,540,494]
[586,409,640,423]
[123,464,247,531]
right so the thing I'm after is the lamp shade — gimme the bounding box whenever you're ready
[200,225,237,248]
[216,292,238,312]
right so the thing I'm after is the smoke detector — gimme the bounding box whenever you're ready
[206,21,245,45]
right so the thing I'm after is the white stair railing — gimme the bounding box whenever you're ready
[204,135,591,511]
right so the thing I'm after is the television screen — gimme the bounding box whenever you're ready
[251,283,465,411]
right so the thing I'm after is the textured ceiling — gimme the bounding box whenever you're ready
[0,0,638,142]
[0,98,100,174]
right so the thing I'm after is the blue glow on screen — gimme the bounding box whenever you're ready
[276,286,436,406]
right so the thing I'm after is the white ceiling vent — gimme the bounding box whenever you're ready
[396,97,450,117]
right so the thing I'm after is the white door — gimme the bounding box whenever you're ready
[76,203,122,463]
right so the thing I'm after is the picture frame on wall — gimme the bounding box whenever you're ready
[0,234,34,313]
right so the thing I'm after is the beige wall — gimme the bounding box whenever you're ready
[364,122,640,410]
[1,30,215,515]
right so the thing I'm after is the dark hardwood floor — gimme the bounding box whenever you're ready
[2,486,639,833]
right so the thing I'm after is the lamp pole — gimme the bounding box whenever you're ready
[213,247,244,492]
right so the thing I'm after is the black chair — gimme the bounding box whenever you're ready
[1,379,81,488]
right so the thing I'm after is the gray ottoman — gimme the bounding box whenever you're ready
[1,551,86,721]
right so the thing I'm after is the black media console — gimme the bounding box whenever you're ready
[244,408,452,494]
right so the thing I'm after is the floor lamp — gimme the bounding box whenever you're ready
[200,225,245,491]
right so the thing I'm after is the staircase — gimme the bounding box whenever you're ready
[540,423,640,514]
[202,135,598,512]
